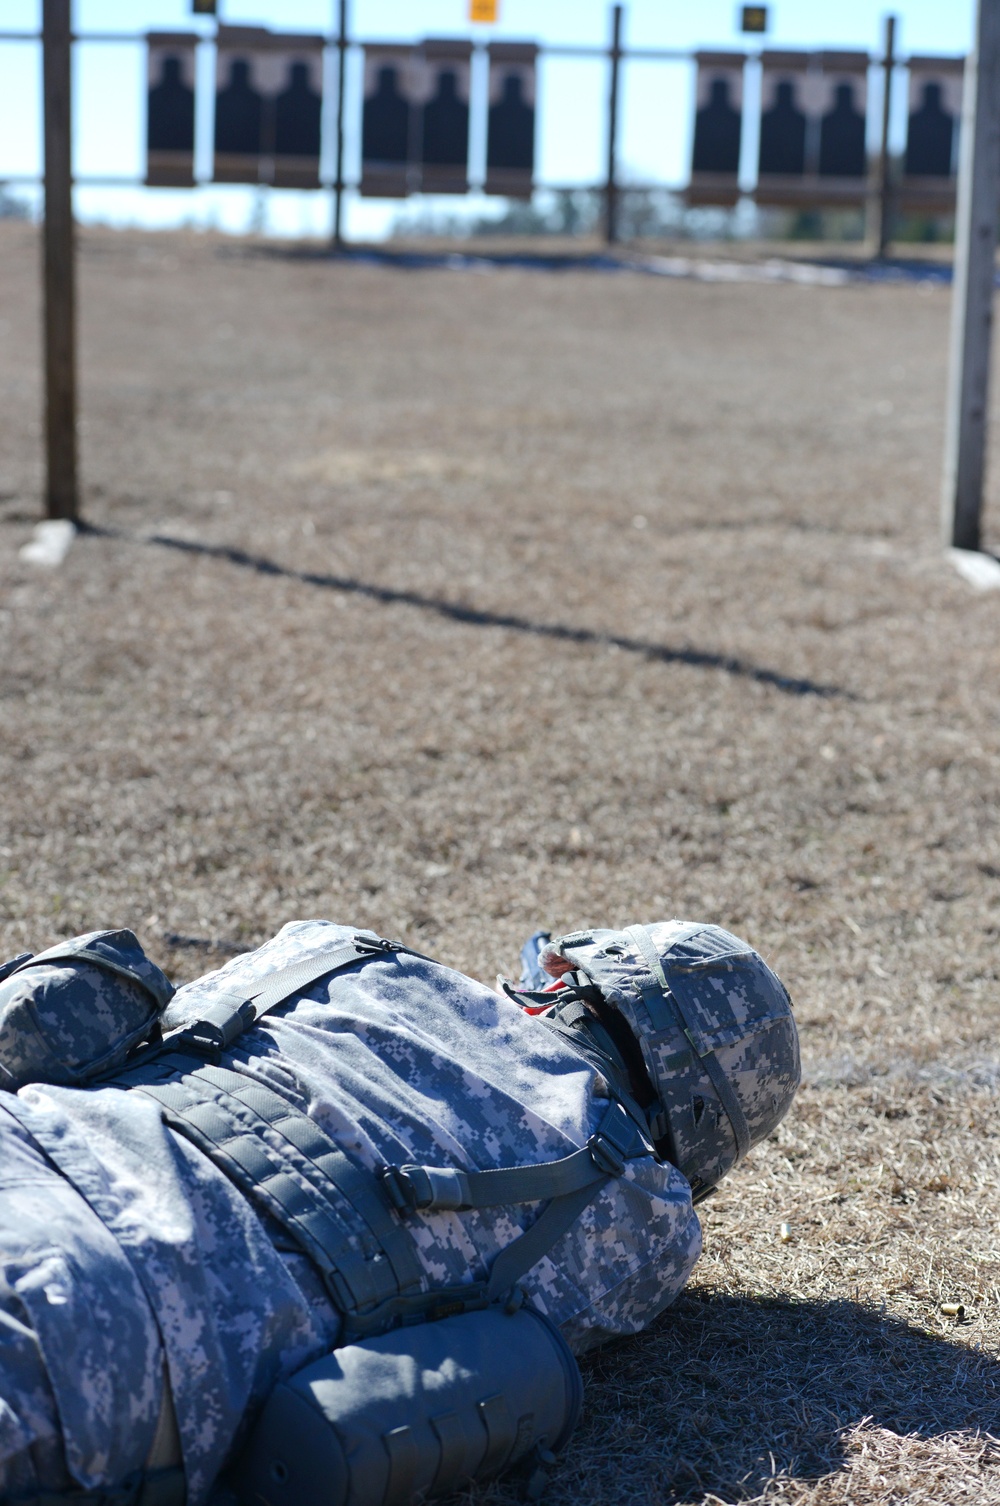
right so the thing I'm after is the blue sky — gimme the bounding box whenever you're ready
[0,1,974,237]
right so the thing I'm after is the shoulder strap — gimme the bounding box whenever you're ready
[381,1098,648,1307]
[481,1099,650,1303]
[485,1182,602,1303]
[164,933,435,1055]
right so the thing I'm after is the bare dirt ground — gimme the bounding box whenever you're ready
[2,223,1000,1503]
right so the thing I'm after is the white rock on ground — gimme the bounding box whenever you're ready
[948,546,1000,590]
[19,518,76,567]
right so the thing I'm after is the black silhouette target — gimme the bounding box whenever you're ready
[689,53,744,205]
[215,56,262,161]
[904,59,963,187]
[146,34,197,186]
[816,66,867,179]
[906,82,954,177]
[417,44,472,194]
[758,62,808,179]
[485,44,537,198]
[361,47,418,197]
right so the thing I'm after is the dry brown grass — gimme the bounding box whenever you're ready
[2,224,1000,1502]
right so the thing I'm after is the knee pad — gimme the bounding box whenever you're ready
[233,1304,582,1506]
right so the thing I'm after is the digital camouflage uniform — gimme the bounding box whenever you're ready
[0,922,702,1504]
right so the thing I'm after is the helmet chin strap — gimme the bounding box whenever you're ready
[625,925,751,1167]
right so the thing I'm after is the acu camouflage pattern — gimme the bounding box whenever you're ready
[0,1104,165,1497]
[0,929,174,1091]
[161,922,702,1353]
[544,921,800,1189]
[0,1058,347,1504]
[0,921,701,1505]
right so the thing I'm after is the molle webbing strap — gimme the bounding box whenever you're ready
[383,1427,418,1502]
[132,1058,634,1325]
[625,924,751,1165]
[476,1393,514,1474]
[126,1056,423,1317]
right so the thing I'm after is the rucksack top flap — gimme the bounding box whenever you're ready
[21,928,175,1010]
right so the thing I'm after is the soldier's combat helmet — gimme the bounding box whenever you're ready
[540,922,800,1199]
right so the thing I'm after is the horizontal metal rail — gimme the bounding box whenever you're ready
[0,30,918,66]
[0,32,172,43]
[0,29,707,57]
[0,172,687,193]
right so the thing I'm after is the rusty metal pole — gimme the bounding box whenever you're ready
[332,0,348,249]
[872,14,896,259]
[604,4,623,245]
[42,0,79,521]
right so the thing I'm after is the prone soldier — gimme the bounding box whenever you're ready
[0,917,799,1505]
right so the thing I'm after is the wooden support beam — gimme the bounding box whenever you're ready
[871,14,896,259]
[332,0,348,249]
[604,4,623,245]
[42,0,79,522]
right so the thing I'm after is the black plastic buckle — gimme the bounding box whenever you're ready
[379,1163,434,1212]
[165,1023,227,1063]
[588,1132,626,1178]
[689,1176,719,1206]
[353,934,402,955]
[378,1165,411,1212]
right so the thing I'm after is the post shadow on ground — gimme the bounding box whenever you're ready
[559,1288,1000,1504]
[90,527,850,701]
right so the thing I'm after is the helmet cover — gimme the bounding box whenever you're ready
[542,921,799,1192]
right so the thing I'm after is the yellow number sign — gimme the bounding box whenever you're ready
[740,5,768,32]
[470,0,498,21]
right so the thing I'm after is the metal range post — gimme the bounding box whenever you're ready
[941,0,1000,552]
[41,0,79,521]
[872,14,896,259]
[332,0,348,249]
[604,4,623,245]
